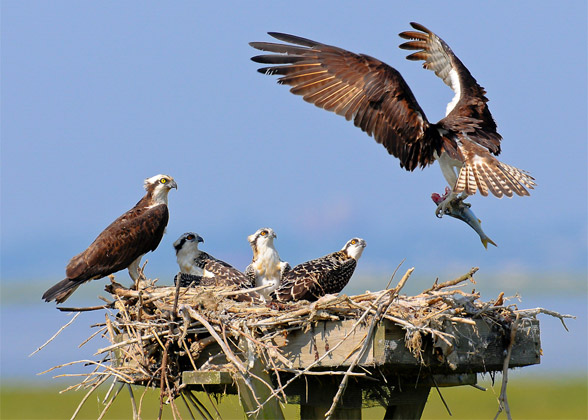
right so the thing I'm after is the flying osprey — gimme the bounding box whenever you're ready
[250,23,535,215]
[173,232,254,288]
[42,174,177,303]
[273,237,366,302]
[244,227,291,300]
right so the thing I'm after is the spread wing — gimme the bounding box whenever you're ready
[400,23,535,197]
[273,251,357,302]
[250,32,444,171]
[399,22,501,154]
[65,204,168,281]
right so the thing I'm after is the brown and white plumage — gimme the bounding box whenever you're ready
[273,238,366,302]
[244,227,291,300]
[250,23,535,213]
[173,232,254,288]
[43,174,177,303]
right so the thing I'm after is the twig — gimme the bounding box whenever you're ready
[494,313,520,420]
[127,384,139,420]
[69,374,109,420]
[179,392,197,420]
[157,336,171,420]
[57,303,114,312]
[30,312,81,356]
[97,382,124,420]
[219,283,272,296]
[513,307,575,331]
[78,326,107,348]
[182,306,262,407]
[422,267,479,294]
[324,291,392,419]
[392,267,415,297]
[185,390,215,420]
[430,371,452,416]
[385,258,406,289]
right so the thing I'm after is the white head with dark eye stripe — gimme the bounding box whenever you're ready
[341,237,366,260]
[144,174,178,205]
[248,227,277,258]
[173,232,204,274]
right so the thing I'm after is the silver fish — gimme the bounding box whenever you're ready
[432,190,497,249]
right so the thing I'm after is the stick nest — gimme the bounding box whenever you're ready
[42,266,574,419]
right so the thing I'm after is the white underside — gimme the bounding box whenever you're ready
[176,246,204,275]
[253,247,286,298]
[436,151,462,188]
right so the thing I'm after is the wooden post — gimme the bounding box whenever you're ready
[299,377,362,420]
[236,345,285,420]
[383,386,431,420]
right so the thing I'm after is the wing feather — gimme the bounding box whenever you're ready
[198,252,253,288]
[399,22,502,155]
[251,32,444,171]
[65,204,168,281]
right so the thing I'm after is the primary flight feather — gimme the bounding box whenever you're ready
[250,23,535,218]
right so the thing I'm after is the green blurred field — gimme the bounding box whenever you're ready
[1,376,586,419]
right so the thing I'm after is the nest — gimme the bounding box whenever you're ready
[39,266,574,419]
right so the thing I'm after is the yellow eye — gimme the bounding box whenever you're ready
[351,240,357,245]
[160,178,167,184]
[187,234,194,240]
[260,231,267,236]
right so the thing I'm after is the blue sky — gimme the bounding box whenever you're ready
[2,1,587,294]
[1,0,587,385]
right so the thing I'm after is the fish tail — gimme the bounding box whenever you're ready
[481,236,498,249]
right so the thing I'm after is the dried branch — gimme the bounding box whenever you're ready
[422,267,479,294]
[494,313,521,420]
[30,312,81,357]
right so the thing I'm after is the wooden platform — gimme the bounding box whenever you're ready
[180,317,541,419]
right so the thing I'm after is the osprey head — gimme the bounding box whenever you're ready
[248,227,277,246]
[248,227,278,259]
[342,237,366,261]
[144,174,177,205]
[173,232,204,275]
[173,232,204,254]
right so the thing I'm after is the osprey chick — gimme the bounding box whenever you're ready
[173,232,253,288]
[173,232,261,302]
[43,174,177,303]
[273,238,366,302]
[244,228,290,300]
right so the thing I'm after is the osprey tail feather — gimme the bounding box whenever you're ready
[42,278,83,303]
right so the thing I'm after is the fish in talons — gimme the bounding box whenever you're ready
[432,187,497,249]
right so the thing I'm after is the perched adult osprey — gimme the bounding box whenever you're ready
[42,174,177,303]
[273,238,366,302]
[173,232,254,289]
[244,227,291,300]
[250,23,535,215]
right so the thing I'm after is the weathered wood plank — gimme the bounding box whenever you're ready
[270,318,540,372]
[182,370,232,385]
[272,320,378,368]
